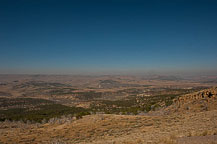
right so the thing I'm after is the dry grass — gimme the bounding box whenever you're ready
[159,134,178,144]
[0,87,217,144]
[0,110,216,143]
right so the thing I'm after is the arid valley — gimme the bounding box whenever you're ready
[0,74,217,143]
[1,1,217,143]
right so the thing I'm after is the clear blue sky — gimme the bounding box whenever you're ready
[0,0,217,75]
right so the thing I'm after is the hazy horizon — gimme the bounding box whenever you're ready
[1,0,217,75]
[0,68,217,77]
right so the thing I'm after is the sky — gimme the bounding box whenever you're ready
[0,0,217,75]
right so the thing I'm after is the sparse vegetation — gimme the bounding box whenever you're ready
[90,92,190,114]
[0,102,90,123]
[0,74,216,144]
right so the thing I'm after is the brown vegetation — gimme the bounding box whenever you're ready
[0,75,216,143]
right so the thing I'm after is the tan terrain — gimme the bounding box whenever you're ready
[0,87,217,144]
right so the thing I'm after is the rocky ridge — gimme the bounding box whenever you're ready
[167,87,217,113]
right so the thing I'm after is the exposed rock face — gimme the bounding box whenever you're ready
[168,87,217,113]
[175,87,217,102]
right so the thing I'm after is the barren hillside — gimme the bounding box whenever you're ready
[0,87,217,144]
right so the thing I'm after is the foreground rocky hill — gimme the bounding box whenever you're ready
[0,87,217,144]
[166,87,217,114]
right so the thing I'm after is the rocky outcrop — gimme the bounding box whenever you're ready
[168,87,217,113]
[174,87,216,103]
